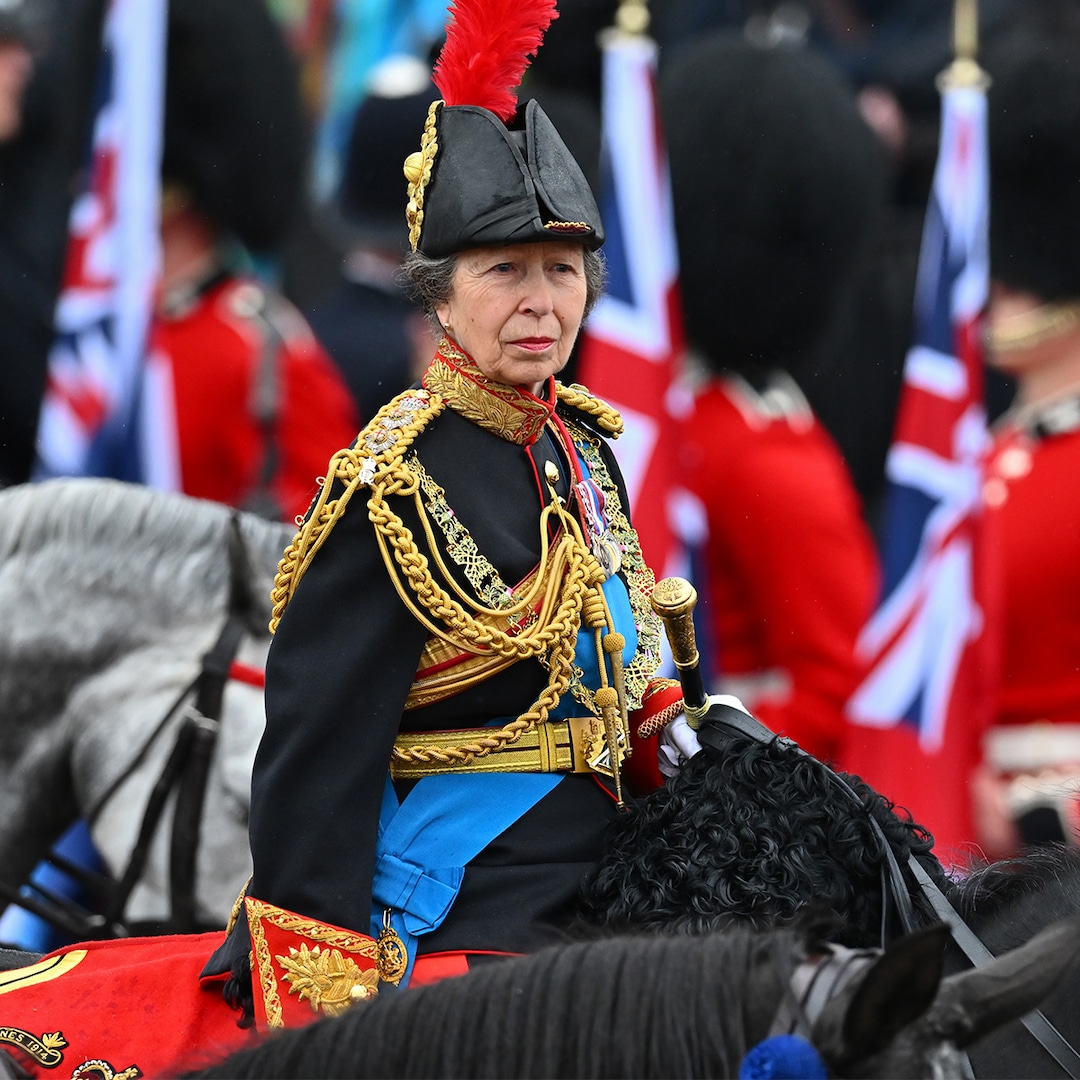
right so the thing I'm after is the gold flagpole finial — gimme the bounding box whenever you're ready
[938,0,990,90]
[614,0,649,36]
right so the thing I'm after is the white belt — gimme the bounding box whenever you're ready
[713,669,792,708]
[985,723,1080,773]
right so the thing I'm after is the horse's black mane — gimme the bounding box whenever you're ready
[185,929,795,1078]
[580,733,955,945]
[954,844,1080,952]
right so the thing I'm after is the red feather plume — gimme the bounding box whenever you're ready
[433,0,559,122]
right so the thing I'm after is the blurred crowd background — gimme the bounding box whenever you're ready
[0,0,1072,515]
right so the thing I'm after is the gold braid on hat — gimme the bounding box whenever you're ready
[403,100,440,253]
[269,381,640,792]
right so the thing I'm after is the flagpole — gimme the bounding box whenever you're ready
[937,0,990,91]
[843,0,994,860]
[578,0,696,591]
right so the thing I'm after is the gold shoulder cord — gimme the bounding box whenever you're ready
[270,388,444,631]
[270,383,647,798]
[557,382,625,438]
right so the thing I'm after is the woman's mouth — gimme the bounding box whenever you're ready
[511,338,555,352]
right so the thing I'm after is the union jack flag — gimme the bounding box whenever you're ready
[34,0,172,487]
[842,74,995,862]
[575,29,704,590]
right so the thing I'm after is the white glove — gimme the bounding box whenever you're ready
[657,694,750,777]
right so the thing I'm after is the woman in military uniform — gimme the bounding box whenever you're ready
[201,0,673,1032]
[0,0,678,1070]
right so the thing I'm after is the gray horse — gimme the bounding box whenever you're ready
[0,478,293,934]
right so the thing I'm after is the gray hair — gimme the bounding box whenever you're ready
[401,246,606,333]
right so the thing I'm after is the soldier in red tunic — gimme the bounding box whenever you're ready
[142,0,357,522]
[660,36,887,764]
[970,27,1080,856]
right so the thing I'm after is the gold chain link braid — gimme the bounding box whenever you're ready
[269,385,622,771]
[380,487,614,769]
[270,390,446,633]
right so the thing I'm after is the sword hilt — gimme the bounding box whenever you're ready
[650,577,710,728]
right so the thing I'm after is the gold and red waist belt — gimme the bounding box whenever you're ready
[389,717,607,781]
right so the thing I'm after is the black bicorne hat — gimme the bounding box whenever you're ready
[407,98,602,257]
[403,0,603,257]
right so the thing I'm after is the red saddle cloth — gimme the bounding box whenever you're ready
[0,931,258,1077]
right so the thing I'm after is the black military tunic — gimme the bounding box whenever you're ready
[210,342,659,979]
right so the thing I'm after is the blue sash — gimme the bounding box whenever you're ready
[371,572,636,988]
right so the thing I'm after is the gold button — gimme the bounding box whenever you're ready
[545,461,560,485]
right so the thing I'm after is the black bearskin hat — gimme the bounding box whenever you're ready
[985,35,1080,303]
[0,0,54,51]
[660,35,887,372]
[404,0,603,258]
[336,56,436,252]
[162,0,307,254]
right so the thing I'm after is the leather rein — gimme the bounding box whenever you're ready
[104,512,259,934]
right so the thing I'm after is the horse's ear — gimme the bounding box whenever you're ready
[813,924,949,1065]
[929,913,1080,1048]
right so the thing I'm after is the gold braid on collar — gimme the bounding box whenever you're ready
[423,339,556,445]
[423,337,625,442]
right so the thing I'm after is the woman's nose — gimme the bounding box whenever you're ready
[520,272,554,315]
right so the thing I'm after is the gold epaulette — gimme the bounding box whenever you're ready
[269,388,446,633]
[556,382,624,438]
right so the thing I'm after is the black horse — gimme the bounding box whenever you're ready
[578,720,1080,1078]
[185,918,1080,1079]
[950,846,1080,1079]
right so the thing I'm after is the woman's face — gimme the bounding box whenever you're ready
[435,241,588,393]
[986,283,1047,377]
[0,38,32,143]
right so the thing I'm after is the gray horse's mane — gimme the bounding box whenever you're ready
[0,477,287,559]
[0,478,294,629]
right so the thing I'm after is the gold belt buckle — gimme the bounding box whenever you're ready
[564,715,626,776]
[565,716,600,774]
